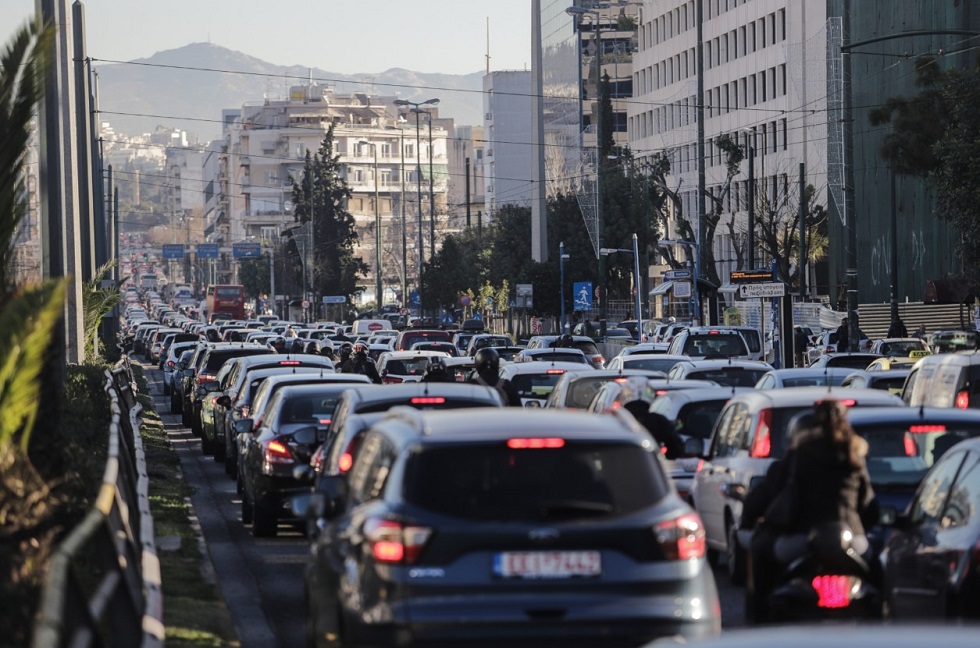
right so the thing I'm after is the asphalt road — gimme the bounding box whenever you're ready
[142,361,746,647]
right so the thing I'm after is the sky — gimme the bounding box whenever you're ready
[0,0,533,75]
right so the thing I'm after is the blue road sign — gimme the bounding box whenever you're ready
[196,243,219,259]
[162,244,185,259]
[322,295,346,304]
[232,242,262,258]
[573,282,593,311]
[410,290,420,307]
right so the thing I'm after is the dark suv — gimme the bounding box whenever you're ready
[303,408,720,647]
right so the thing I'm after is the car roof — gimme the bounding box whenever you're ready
[381,350,452,359]
[671,359,773,370]
[725,386,904,407]
[383,408,652,446]
[846,406,980,426]
[337,382,502,405]
[501,361,595,376]
[763,368,855,377]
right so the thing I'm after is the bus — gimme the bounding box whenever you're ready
[205,284,246,321]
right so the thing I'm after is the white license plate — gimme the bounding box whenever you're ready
[494,551,601,579]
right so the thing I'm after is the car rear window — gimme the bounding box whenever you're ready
[279,394,342,425]
[357,398,495,414]
[783,375,848,387]
[825,356,878,370]
[404,442,667,522]
[574,341,600,356]
[533,351,588,364]
[204,348,272,372]
[868,376,908,394]
[567,377,618,409]
[676,400,729,440]
[858,423,980,487]
[682,333,748,357]
[510,373,567,399]
[624,357,685,373]
[401,332,450,348]
[687,367,768,387]
[216,287,242,298]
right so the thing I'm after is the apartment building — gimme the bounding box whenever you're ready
[483,70,534,215]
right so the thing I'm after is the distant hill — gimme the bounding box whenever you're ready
[95,42,484,141]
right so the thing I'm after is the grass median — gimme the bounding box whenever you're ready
[133,365,239,647]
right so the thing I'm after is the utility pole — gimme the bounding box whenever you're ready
[843,0,859,350]
[695,0,706,325]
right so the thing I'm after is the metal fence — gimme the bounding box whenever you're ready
[32,358,163,648]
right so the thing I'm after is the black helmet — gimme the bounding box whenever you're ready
[424,357,448,376]
[558,333,574,348]
[474,347,500,374]
[271,336,286,352]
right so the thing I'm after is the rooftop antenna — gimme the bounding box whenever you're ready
[485,16,491,74]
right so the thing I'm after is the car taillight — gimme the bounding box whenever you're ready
[546,369,565,375]
[507,438,565,449]
[364,518,432,564]
[197,373,216,384]
[384,375,404,384]
[956,390,970,409]
[264,439,293,464]
[338,452,354,473]
[279,360,301,366]
[410,397,446,405]
[750,408,772,458]
[167,360,175,369]
[812,575,854,608]
[655,512,706,560]
[909,424,945,433]
[594,355,605,365]
[904,433,919,457]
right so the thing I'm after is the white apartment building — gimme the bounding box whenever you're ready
[447,124,486,232]
[630,0,828,302]
[483,70,534,215]
[214,84,450,304]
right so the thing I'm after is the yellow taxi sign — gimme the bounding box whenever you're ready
[908,350,931,359]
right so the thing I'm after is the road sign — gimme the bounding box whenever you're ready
[674,281,692,298]
[162,244,184,259]
[664,269,691,280]
[573,282,592,311]
[731,269,774,284]
[322,295,346,304]
[410,290,420,307]
[301,299,311,309]
[516,283,533,309]
[740,283,786,298]
[196,243,219,259]
[232,242,262,258]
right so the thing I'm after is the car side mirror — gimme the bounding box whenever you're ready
[233,418,253,435]
[720,482,747,502]
[524,400,542,408]
[381,369,388,377]
[683,437,703,458]
[202,380,219,392]
[216,395,231,408]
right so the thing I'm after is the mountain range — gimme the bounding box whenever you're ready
[95,42,485,141]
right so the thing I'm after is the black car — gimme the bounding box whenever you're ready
[883,436,980,620]
[303,408,720,647]
[188,343,273,436]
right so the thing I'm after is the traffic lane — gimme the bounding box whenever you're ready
[713,565,745,629]
[145,364,308,648]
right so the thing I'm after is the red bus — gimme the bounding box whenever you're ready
[205,285,246,321]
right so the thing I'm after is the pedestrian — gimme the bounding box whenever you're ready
[887,318,908,339]
[914,323,927,340]
[836,317,849,352]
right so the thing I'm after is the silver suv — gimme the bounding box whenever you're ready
[666,327,752,361]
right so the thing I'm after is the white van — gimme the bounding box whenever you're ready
[351,319,392,336]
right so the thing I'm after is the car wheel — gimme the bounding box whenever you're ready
[201,431,213,455]
[241,491,253,524]
[213,435,225,462]
[181,405,191,428]
[163,382,170,396]
[727,521,747,586]
[224,447,237,477]
[252,501,278,538]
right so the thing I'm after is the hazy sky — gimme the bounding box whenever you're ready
[0,1,532,75]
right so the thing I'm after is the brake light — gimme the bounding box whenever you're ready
[167,360,175,369]
[750,409,772,458]
[614,377,628,383]
[546,369,566,375]
[655,390,668,396]
[956,390,970,409]
[211,396,219,404]
[812,575,853,608]
[338,452,354,473]
[279,360,301,366]
[904,433,919,457]
[384,375,404,384]
[909,424,946,433]
[594,355,605,365]
[507,438,565,449]
[264,439,293,464]
[364,518,432,564]
[695,459,705,472]
[655,512,706,560]
[410,397,446,405]
[197,372,216,384]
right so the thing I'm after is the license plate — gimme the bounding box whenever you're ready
[494,551,601,579]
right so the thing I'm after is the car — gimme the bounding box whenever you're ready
[464,333,514,356]
[169,348,199,413]
[497,360,595,407]
[392,328,451,351]
[840,369,911,394]
[302,408,721,646]
[602,326,634,342]
[443,356,477,382]
[189,343,275,437]
[869,337,931,357]
[928,329,978,354]
[667,359,774,387]
[604,353,690,374]
[902,352,980,409]
[525,334,606,369]
[666,327,753,361]
[512,346,592,367]
[691,387,905,586]
[545,369,669,409]
[161,340,199,395]
[613,342,670,358]
[494,345,526,362]
[754,367,856,389]
[240,383,357,537]
[865,355,925,372]
[408,340,459,356]
[711,326,765,362]
[806,352,883,371]
[882,436,980,621]
[376,350,452,384]
[586,376,719,414]
[651,625,980,648]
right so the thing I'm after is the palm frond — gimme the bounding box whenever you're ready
[82,260,122,358]
[0,280,67,451]
[0,18,54,294]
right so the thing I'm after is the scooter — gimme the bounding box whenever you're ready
[766,522,881,622]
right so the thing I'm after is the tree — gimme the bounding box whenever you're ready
[238,255,270,301]
[289,126,367,303]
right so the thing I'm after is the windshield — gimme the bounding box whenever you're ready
[879,341,927,357]
[383,357,432,375]
[532,351,589,364]
[783,375,848,387]
[404,442,666,522]
[859,423,980,487]
[687,368,768,387]
[682,333,748,357]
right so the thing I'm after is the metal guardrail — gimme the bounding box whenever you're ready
[32,360,164,648]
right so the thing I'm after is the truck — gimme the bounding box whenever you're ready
[139,273,158,291]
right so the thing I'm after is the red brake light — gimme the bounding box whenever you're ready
[750,408,772,458]
[812,575,853,609]
[956,390,970,409]
[279,360,301,366]
[904,433,919,457]
[167,360,175,369]
[546,369,566,375]
[197,372,216,384]
[264,439,293,464]
[655,512,706,560]
[318,418,331,426]
[655,390,669,396]
[410,397,446,405]
[364,518,432,564]
[595,355,605,364]
[507,438,566,449]
[909,424,946,434]
[614,377,628,383]
[338,452,354,473]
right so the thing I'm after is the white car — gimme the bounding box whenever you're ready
[512,346,592,367]
[376,350,450,384]
[498,361,593,407]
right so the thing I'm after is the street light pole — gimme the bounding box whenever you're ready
[559,241,570,333]
[360,141,382,309]
[599,234,642,342]
[393,97,439,322]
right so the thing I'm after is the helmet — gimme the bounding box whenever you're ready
[353,341,368,354]
[271,336,286,352]
[474,347,500,375]
[558,333,574,348]
[424,357,448,377]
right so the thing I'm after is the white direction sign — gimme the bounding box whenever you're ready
[740,283,786,298]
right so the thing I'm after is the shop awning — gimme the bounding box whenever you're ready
[650,281,674,296]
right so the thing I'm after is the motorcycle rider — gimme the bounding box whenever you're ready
[341,341,382,384]
[468,347,520,406]
[421,356,456,383]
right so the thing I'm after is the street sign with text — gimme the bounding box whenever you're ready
[196,243,219,259]
[664,269,691,280]
[162,244,184,259]
[740,283,786,298]
[232,242,262,258]
[322,295,346,304]
[731,269,774,284]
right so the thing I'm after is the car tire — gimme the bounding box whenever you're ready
[252,501,278,538]
[224,448,237,477]
[213,435,225,462]
[201,431,213,455]
[727,521,747,586]
[241,491,253,524]
[163,382,170,396]
[181,405,191,428]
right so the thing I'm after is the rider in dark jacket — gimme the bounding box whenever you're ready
[468,347,521,406]
[341,342,382,384]
[422,357,456,383]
